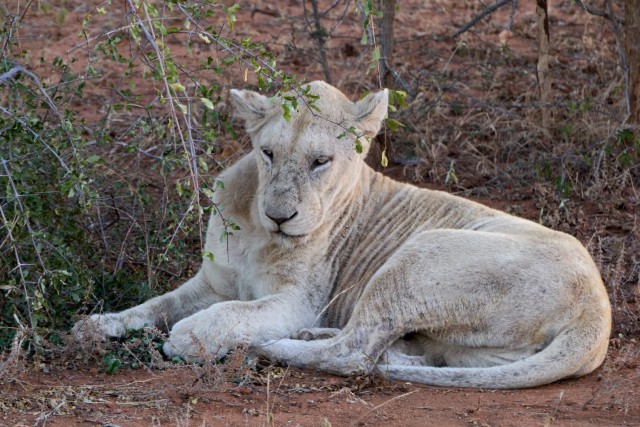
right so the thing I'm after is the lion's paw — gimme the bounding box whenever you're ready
[72,314,128,341]
[292,327,341,341]
[162,318,226,360]
[162,332,206,360]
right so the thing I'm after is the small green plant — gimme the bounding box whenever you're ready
[610,128,640,167]
[100,328,166,374]
[102,353,123,375]
[445,161,459,185]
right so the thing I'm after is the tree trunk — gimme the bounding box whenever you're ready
[625,0,640,123]
[309,0,332,84]
[380,0,397,87]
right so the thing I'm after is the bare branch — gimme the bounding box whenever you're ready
[508,0,519,30]
[354,0,375,49]
[0,65,64,123]
[305,0,333,83]
[574,0,625,24]
[381,58,412,95]
[604,0,631,121]
[536,0,551,132]
[452,0,512,38]
[0,105,72,175]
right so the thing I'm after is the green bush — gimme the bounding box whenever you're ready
[0,0,299,354]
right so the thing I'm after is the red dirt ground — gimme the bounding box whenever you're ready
[1,341,639,426]
[2,0,639,425]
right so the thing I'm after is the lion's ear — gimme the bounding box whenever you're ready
[230,89,273,133]
[354,89,389,138]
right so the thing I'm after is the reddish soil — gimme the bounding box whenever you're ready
[2,0,639,425]
[2,342,639,426]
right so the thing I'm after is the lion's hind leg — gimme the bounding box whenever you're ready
[381,342,431,367]
[255,320,395,376]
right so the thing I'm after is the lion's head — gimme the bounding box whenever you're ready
[230,81,388,238]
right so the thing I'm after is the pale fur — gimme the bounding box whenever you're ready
[73,81,612,389]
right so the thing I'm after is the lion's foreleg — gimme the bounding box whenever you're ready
[162,292,321,359]
[73,268,225,339]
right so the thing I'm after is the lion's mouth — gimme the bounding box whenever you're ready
[274,229,306,239]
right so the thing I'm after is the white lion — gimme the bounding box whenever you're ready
[74,81,611,389]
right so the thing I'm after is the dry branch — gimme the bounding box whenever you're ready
[536,0,551,132]
[452,0,513,38]
[625,0,640,123]
[574,0,625,24]
[605,0,632,121]
[380,0,397,87]
[0,65,64,123]
[305,0,333,83]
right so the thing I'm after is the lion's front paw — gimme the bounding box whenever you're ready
[72,314,128,341]
[162,318,231,360]
[162,332,204,360]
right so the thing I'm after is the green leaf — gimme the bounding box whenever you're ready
[198,156,209,173]
[282,101,295,122]
[360,32,368,45]
[200,97,214,110]
[372,46,380,62]
[225,4,240,30]
[386,118,405,132]
[103,354,122,375]
[198,33,211,44]
[170,82,186,92]
[355,139,363,154]
[175,101,187,114]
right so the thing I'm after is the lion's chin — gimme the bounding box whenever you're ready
[272,230,310,247]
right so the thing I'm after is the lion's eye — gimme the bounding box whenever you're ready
[261,148,273,162]
[312,156,332,170]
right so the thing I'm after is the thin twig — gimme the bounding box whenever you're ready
[0,105,72,175]
[34,398,66,425]
[354,0,374,50]
[605,0,631,122]
[125,0,205,260]
[508,0,519,30]
[0,64,83,171]
[452,0,512,38]
[0,65,65,122]
[305,0,333,83]
[0,158,45,330]
[327,0,351,36]
[176,3,373,144]
[0,0,35,55]
[369,390,419,412]
[574,0,624,24]
[381,58,411,94]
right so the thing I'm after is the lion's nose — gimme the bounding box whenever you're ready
[267,211,298,226]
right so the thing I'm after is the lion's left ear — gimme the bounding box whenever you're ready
[230,89,274,134]
[354,89,389,138]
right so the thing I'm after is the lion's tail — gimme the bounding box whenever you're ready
[381,322,610,389]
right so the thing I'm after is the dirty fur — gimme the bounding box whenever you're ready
[73,81,611,389]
